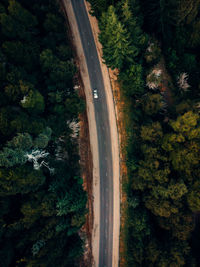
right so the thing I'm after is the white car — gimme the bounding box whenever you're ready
[93,88,98,99]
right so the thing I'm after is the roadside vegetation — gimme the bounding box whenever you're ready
[88,0,200,265]
[0,0,86,266]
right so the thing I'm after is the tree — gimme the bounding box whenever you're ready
[140,122,163,142]
[0,107,11,136]
[162,111,200,172]
[34,127,52,149]
[4,80,31,103]
[133,155,170,191]
[168,0,200,26]
[142,93,162,115]
[8,0,37,28]
[86,0,113,17]
[49,60,75,86]
[65,94,85,118]
[56,189,86,216]
[56,45,72,61]
[151,182,188,201]
[43,13,62,33]
[4,84,20,102]
[2,41,39,70]
[40,49,76,87]
[2,41,24,65]
[144,196,179,218]
[119,64,144,96]
[40,49,55,72]
[159,212,194,241]
[99,6,138,69]
[121,0,147,48]
[145,239,160,264]
[0,0,86,266]
[170,111,199,135]
[189,20,200,48]
[7,133,33,150]
[0,166,45,195]
[0,0,38,40]
[129,209,150,239]
[0,147,26,167]
[20,90,45,114]
[187,181,200,212]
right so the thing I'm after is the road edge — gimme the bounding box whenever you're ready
[62,1,100,266]
[84,2,120,267]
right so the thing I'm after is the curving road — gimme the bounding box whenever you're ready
[70,0,114,266]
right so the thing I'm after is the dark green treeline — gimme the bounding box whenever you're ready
[87,0,200,266]
[0,0,86,266]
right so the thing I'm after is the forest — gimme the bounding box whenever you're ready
[0,0,86,266]
[88,0,200,266]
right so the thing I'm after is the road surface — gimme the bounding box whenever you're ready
[71,0,114,266]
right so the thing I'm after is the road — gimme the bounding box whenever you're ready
[70,0,114,266]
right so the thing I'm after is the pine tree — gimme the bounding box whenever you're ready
[99,6,138,69]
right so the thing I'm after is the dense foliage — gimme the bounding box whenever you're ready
[89,0,200,265]
[141,0,200,96]
[0,0,86,266]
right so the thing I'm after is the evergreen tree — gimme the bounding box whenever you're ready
[99,5,138,69]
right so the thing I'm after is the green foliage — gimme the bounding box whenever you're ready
[40,49,55,72]
[187,181,200,212]
[0,0,38,40]
[99,0,200,265]
[7,133,33,150]
[34,127,52,149]
[119,64,144,96]
[121,0,147,49]
[40,49,76,88]
[56,45,72,61]
[162,111,200,172]
[141,122,163,142]
[0,147,26,167]
[86,0,114,17]
[0,0,86,266]
[56,185,86,217]
[142,93,162,115]
[20,90,45,114]
[99,5,138,69]
[189,20,200,48]
[0,166,45,195]
[44,13,62,32]
[129,110,200,263]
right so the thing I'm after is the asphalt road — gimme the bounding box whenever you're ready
[71,1,114,266]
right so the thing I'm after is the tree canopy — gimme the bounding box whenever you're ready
[0,0,86,266]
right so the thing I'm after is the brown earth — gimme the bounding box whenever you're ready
[79,86,94,267]
[108,69,130,267]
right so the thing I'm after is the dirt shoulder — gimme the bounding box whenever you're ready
[108,70,130,267]
[79,110,93,267]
